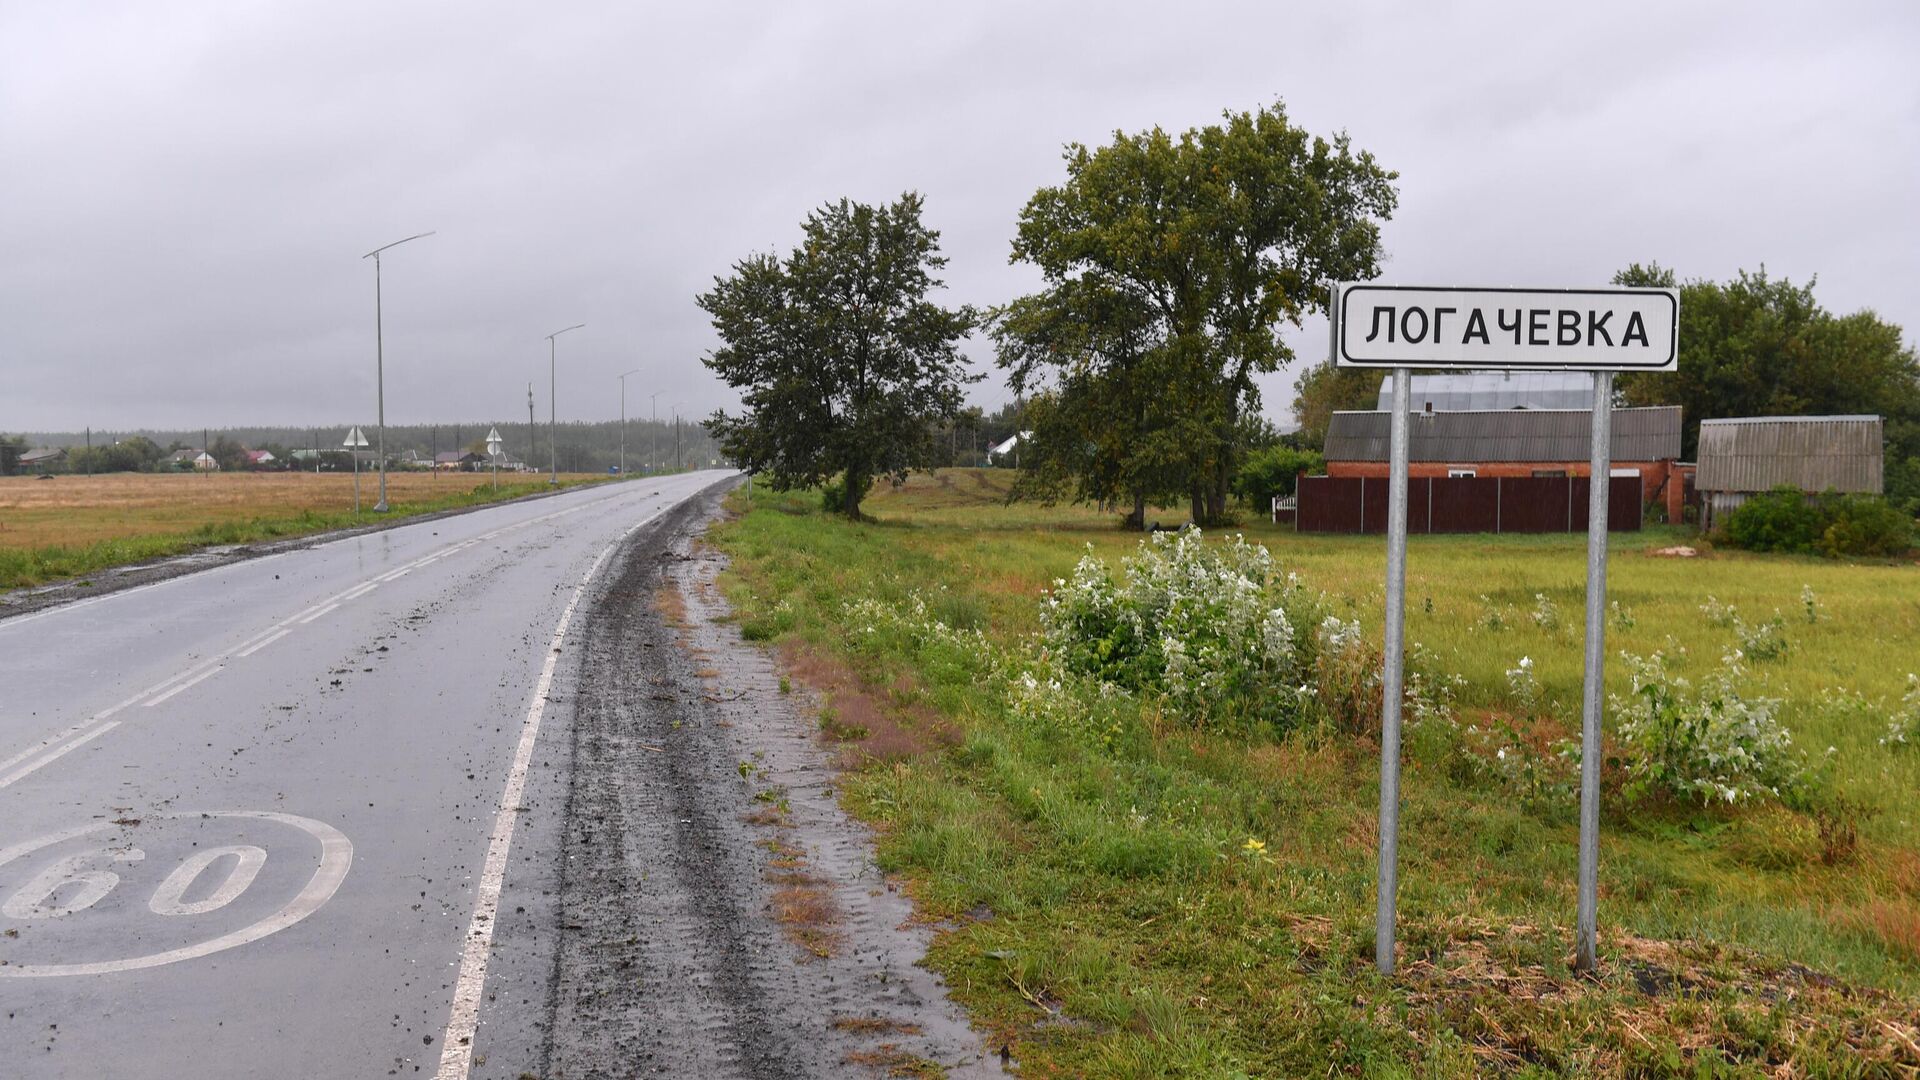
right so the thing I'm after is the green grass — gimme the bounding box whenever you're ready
[0,475,612,590]
[712,470,1920,1077]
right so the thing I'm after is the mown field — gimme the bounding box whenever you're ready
[0,470,611,589]
[712,468,1920,1078]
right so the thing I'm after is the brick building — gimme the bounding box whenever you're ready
[1322,405,1687,523]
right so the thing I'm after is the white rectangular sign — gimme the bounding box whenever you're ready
[1333,284,1678,372]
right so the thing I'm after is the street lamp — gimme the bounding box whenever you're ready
[617,369,642,477]
[545,323,586,485]
[361,230,435,512]
[648,391,662,475]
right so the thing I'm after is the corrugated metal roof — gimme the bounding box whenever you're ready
[1325,406,1682,463]
[1694,415,1882,494]
[1376,371,1595,411]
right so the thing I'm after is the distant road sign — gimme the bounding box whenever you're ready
[342,427,369,448]
[1332,285,1678,372]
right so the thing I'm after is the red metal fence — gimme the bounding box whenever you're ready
[1296,475,1642,534]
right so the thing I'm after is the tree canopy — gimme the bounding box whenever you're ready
[699,193,976,518]
[1612,263,1920,504]
[993,102,1398,525]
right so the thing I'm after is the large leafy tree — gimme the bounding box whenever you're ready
[700,194,977,518]
[999,102,1397,525]
[1612,263,1920,502]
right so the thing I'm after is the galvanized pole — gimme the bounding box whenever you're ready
[1575,371,1615,972]
[618,369,641,477]
[1375,365,1412,974]
[545,324,585,487]
[362,231,433,512]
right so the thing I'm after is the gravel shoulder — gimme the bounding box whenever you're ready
[536,483,1003,1079]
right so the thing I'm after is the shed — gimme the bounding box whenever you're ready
[1695,415,1883,531]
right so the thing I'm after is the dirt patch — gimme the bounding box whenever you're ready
[537,481,1002,1078]
[776,642,959,766]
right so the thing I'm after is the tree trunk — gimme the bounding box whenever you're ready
[1125,491,1147,531]
[1189,487,1206,527]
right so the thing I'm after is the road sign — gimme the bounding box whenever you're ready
[1344,282,1675,978]
[1332,284,1677,371]
[485,427,502,449]
[342,427,369,448]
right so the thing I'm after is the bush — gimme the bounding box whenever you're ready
[1723,486,1824,553]
[1233,445,1323,510]
[1611,650,1807,805]
[1818,494,1914,557]
[1040,530,1320,733]
[1722,486,1915,557]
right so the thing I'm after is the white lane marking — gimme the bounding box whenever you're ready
[0,480,708,790]
[235,628,292,658]
[297,603,340,624]
[338,582,379,602]
[143,665,223,707]
[435,505,667,1080]
[0,721,122,789]
[376,567,412,583]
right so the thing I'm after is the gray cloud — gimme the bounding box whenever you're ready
[3,1,1915,432]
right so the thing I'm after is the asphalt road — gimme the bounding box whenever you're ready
[0,471,738,1078]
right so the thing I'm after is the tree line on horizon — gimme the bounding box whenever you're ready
[0,418,725,477]
[697,100,1920,523]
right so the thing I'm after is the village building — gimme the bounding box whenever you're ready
[1695,415,1884,532]
[1322,404,1687,523]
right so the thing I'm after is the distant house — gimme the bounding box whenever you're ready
[1323,405,1687,522]
[244,449,276,468]
[434,451,484,471]
[1696,415,1883,532]
[989,431,1032,466]
[20,447,67,471]
[168,448,218,471]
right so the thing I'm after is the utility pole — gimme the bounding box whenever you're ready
[648,392,661,475]
[545,324,585,486]
[361,230,435,512]
[527,383,535,474]
[617,369,641,477]
[672,403,685,471]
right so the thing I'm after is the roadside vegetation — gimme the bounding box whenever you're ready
[713,469,1920,1077]
[0,471,611,590]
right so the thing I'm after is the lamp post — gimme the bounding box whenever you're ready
[545,324,586,486]
[361,230,435,512]
[648,391,662,475]
[617,369,641,477]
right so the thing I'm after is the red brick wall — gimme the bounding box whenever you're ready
[1325,459,1684,523]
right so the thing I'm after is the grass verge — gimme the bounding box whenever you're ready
[710,470,1920,1078]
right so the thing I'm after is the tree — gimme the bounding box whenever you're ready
[1289,362,1380,450]
[1000,102,1397,525]
[0,434,27,476]
[208,435,249,472]
[700,194,977,518]
[1611,263,1920,504]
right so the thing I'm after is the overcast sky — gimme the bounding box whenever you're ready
[4,1,1916,433]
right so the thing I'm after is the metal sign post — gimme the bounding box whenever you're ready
[1574,371,1614,972]
[1332,283,1675,976]
[343,427,370,514]
[1374,366,1412,973]
[485,427,503,491]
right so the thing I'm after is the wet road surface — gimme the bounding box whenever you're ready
[0,472,735,1078]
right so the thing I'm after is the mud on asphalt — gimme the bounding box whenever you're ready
[533,482,1003,1079]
